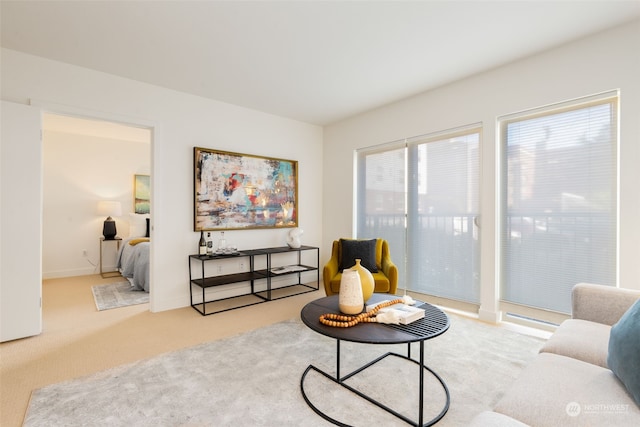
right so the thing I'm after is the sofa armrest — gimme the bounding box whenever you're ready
[572,283,640,326]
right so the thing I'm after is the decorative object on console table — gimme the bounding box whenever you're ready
[97,200,122,240]
[198,231,206,256]
[217,231,226,252]
[287,227,303,248]
[193,146,298,231]
[206,232,214,255]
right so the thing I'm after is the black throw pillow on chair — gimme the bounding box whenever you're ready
[339,239,378,273]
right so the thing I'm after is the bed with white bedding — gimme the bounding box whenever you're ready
[117,237,150,292]
[116,214,150,292]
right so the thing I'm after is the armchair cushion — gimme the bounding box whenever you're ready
[339,238,378,272]
[607,299,640,406]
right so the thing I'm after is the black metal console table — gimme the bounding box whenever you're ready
[300,293,450,426]
[188,245,319,315]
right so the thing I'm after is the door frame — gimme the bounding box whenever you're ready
[32,100,157,311]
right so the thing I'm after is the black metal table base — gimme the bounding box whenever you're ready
[300,340,450,427]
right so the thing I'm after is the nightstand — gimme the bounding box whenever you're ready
[100,237,122,278]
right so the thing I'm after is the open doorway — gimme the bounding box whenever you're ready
[42,113,152,306]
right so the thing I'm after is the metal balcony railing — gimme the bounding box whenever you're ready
[360,212,614,312]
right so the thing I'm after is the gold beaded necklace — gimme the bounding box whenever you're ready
[319,298,404,328]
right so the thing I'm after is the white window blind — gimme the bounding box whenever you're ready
[406,129,480,302]
[356,125,480,302]
[356,140,408,288]
[500,93,618,314]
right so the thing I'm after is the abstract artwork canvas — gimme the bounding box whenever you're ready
[194,147,298,231]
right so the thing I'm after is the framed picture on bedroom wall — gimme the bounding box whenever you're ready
[194,147,298,231]
[134,174,150,214]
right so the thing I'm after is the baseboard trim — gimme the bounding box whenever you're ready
[43,267,98,279]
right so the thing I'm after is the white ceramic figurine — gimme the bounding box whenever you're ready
[286,228,303,248]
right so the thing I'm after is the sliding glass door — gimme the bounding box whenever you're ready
[407,129,480,302]
[355,139,408,287]
[356,126,480,303]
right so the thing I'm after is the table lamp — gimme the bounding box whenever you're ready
[98,200,122,240]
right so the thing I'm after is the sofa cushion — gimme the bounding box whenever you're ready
[607,299,640,406]
[539,319,611,368]
[495,353,640,426]
[339,238,378,272]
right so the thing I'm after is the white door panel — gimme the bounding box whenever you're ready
[1,101,43,342]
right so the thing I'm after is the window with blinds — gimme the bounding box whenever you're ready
[500,92,618,314]
[356,125,481,303]
[355,139,408,287]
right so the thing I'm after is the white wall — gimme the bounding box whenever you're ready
[323,20,640,320]
[1,48,324,312]
[42,130,150,278]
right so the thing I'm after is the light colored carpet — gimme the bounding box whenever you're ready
[91,281,149,311]
[24,314,544,426]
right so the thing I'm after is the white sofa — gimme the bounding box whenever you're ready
[470,283,640,427]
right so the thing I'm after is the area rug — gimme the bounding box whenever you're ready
[24,314,545,426]
[91,281,149,311]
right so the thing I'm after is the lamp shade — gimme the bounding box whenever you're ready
[97,201,122,217]
[98,201,122,239]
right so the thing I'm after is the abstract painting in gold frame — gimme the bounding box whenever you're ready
[194,147,298,231]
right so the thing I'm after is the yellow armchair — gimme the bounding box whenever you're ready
[323,238,398,296]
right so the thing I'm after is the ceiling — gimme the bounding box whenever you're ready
[2,1,640,126]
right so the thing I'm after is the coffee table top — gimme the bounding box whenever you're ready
[300,293,449,345]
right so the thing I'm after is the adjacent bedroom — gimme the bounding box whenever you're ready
[42,113,152,310]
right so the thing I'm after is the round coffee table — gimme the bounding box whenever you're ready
[300,293,450,426]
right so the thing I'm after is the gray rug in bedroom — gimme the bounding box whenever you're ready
[24,315,545,426]
[91,281,149,311]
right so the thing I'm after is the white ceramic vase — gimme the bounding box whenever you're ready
[338,269,364,315]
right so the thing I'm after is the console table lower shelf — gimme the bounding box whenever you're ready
[300,294,450,426]
[190,282,318,316]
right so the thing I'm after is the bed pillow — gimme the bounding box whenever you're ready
[129,213,151,237]
[607,299,640,406]
[339,238,378,273]
[129,238,150,246]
